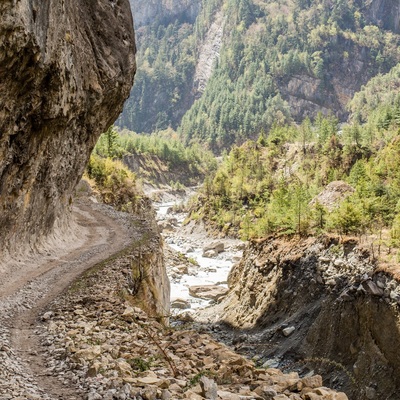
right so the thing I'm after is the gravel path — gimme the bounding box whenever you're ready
[0,199,133,400]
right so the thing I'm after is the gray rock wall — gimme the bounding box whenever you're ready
[0,0,136,256]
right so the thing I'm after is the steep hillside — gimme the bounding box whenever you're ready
[130,0,201,28]
[0,1,136,258]
[92,128,217,187]
[203,235,400,399]
[179,0,400,151]
[118,0,207,132]
[118,0,400,152]
[186,93,400,250]
[349,63,400,124]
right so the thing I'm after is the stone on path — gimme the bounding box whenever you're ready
[200,376,218,400]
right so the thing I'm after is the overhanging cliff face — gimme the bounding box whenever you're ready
[0,0,136,256]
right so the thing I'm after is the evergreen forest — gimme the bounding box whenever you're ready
[118,0,400,152]
[111,0,400,255]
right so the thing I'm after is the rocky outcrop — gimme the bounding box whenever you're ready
[279,38,382,122]
[189,284,228,300]
[366,0,400,34]
[310,181,355,211]
[194,11,225,97]
[207,236,400,399]
[0,1,136,257]
[131,226,171,321]
[280,0,400,122]
[130,0,201,28]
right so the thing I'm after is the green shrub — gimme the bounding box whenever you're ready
[86,155,140,211]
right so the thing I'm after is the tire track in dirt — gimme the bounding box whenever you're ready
[0,200,133,399]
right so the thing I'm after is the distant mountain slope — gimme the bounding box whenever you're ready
[119,0,400,152]
[349,63,400,125]
[129,0,201,28]
[117,0,207,133]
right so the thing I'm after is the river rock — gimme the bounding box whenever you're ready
[203,241,225,254]
[171,298,191,310]
[199,376,218,400]
[173,264,189,275]
[183,244,195,253]
[189,285,229,300]
[203,250,218,258]
[235,242,247,251]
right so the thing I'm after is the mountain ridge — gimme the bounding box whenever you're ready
[119,0,400,153]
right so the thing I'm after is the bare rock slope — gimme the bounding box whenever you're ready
[203,235,400,399]
[0,0,136,257]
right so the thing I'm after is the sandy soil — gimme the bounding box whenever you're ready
[0,199,133,399]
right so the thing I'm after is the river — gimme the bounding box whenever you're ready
[153,194,244,313]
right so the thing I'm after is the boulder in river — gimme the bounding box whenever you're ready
[189,285,228,300]
[203,241,225,254]
[172,264,189,275]
[158,220,175,232]
[182,244,195,253]
[202,249,218,258]
[171,298,191,310]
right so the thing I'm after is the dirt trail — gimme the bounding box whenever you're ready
[0,200,132,399]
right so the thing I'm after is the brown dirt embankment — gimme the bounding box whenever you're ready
[198,235,400,400]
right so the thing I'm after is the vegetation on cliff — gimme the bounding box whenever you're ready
[92,127,216,187]
[86,155,142,212]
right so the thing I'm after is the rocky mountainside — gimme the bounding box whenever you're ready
[118,0,400,152]
[200,235,400,399]
[365,0,400,33]
[117,0,210,133]
[0,1,136,258]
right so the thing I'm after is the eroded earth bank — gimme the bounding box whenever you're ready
[193,234,400,400]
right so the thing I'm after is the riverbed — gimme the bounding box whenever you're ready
[153,195,244,313]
